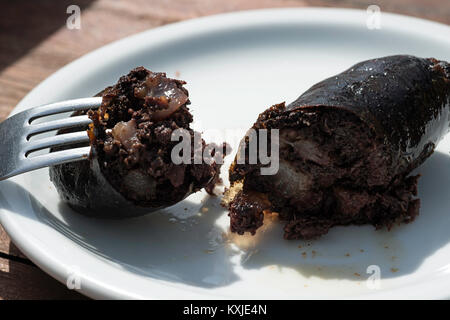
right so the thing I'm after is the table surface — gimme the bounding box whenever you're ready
[0,0,448,300]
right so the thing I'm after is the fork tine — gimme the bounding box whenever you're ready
[28,97,102,122]
[25,131,90,155]
[27,115,92,136]
[23,146,91,173]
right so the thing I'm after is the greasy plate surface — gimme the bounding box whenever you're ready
[1,8,450,299]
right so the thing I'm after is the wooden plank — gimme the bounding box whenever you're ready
[0,225,27,259]
[307,0,450,24]
[0,257,86,300]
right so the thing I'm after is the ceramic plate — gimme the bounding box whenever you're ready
[1,8,450,299]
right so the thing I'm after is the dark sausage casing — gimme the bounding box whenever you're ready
[227,55,450,239]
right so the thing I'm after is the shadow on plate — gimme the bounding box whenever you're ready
[44,195,240,289]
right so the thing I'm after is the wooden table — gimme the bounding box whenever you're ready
[0,0,448,300]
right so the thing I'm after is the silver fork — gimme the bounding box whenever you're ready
[0,97,102,180]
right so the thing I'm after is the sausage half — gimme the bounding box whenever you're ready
[226,55,450,239]
[50,67,225,217]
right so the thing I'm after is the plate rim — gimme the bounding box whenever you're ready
[1,7,450,299]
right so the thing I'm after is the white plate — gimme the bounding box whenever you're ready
[1,8,450,299]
